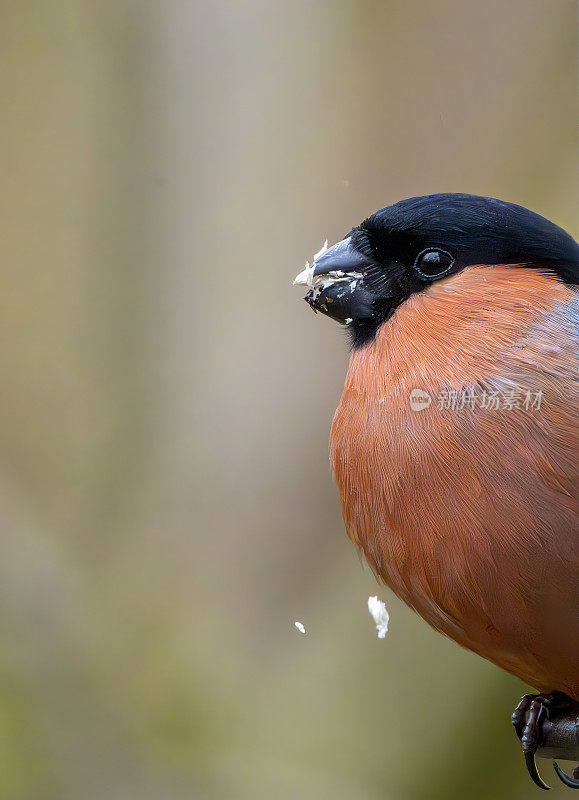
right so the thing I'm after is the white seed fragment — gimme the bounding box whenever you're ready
[313,239,329,261]
[292,240,365,294]
[293,260,315,287]
[294,621,306,634]
[368,596,389,638]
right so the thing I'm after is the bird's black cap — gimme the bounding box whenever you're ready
[354,193,578,285]
[295,193,578,348]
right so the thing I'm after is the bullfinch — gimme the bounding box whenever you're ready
[294,194,578,789]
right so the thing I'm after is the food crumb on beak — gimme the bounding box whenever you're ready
[293,260,315,288]
[368,596,389,638]
[294,621,306,634]
[313,239,329,260]
[293,240,328,287]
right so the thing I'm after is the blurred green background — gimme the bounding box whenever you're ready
[0,2,576,798]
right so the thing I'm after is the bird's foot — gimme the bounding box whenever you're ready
[512,692,579,790]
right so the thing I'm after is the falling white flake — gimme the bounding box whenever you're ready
[294,621,306,634]
[367,596,389,638]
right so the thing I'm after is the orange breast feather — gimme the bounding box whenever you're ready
[330,266,579,697]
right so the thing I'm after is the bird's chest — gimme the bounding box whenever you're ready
[328,324,484,627]
[330,383,489,649]
[330,381,427,599]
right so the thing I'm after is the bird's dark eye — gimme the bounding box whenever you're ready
[413,248,455,280]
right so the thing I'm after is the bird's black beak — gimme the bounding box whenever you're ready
[293,237,376,325]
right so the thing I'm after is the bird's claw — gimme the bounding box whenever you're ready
[512,695,550,789]
[513,693,579,790]
[524,751,551,790]
[553,762,579,789]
